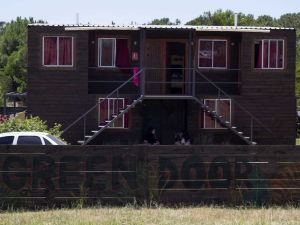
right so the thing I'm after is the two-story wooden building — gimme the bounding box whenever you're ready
[27,24,296,145]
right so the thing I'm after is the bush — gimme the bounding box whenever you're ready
[0,116,63,138]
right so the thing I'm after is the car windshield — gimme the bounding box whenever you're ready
[46,134,67,145]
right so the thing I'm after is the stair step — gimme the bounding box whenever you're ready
[105,120,111,123]
[92,130,99,133]
[231,126,237,129]
[238,132,243,135]
[225,121,230,124]
[77,140,84,144]
[252,142,257,145]
[111,115,118,118]
[244,137,250,139]
[85,136,92,139]
[99,125,106,128]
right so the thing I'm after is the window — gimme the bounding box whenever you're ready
[0,136,14,145]
[254,39,284,69]
[198,39,227,68]
[98,38,130,68]
[203,99,231,129]
[99,98,129,128]
[17,136,42,145]
[43,138,52,145]
[43,36,73,66]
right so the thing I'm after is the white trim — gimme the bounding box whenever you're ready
[42,36,74,67]
[198,39,228,69]
[98,38,116,68]
[99,98,125,129]
[256,39,284,70]
[203,99,231,129]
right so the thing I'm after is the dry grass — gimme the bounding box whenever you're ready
[296,139,300,145]
[0,206,300,225]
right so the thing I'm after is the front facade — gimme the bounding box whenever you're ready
[27,24,296,145]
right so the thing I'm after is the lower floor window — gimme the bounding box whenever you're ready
[99,98,129,128]
[203,99,231,129]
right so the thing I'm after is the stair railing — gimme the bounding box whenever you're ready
[193,68,274,142]
[62,69,144,140]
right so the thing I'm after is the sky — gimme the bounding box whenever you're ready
[0,0,299,25]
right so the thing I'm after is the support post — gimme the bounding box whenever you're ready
[139,29,146,96]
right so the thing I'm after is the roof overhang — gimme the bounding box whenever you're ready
[29,24,295,33]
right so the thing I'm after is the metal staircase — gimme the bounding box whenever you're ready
[192,96,256,145]
[78,96,144,145]
[62,67,272,145]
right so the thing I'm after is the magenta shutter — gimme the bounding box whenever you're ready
[216,100,230,128]
[204,100,216,128]
[59,37,72,65]
[116,39,130,70]
[99,99,108,124]
[44,37,57,65]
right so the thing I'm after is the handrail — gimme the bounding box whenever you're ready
[62,69,144,134]
[194,68,273,135]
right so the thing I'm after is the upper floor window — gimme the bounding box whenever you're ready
[43,36,73,67]
[198,39,227,68]
[98,38,130,68]
[203,99,231,129]
[254,39,284,69]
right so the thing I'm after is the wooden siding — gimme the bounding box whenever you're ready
[1,145,300,206]
[27,26,296,145]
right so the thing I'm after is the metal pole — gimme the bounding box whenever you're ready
[192,69,196,97]
[83,117,86,144]
[250,117,253,142]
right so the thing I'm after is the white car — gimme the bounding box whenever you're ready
[0,132,67,145]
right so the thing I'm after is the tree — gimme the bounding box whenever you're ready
[0,17,44,105]
[256,15,278,26]
[149,18,181,25]
[0,116,63,138]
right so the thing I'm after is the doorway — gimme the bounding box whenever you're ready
[166,42,186,94]
[142,100,187,144]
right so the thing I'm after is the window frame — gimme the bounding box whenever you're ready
[98,98,126,129]
[198,39,228,69]
[42,36,74,67]
[98,38,117,68]
[203,99,231,129]
[254,39,285,70]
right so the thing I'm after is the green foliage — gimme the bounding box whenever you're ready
[148,18,181,25]
[0,116,63,138]
[0,17,44,105]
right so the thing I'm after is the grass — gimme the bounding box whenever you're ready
[1,206,300,225]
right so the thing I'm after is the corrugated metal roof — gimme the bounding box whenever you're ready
[28,24,295,33]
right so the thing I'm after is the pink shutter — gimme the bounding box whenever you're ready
[204,100,216,128]
[59,37,72,65]
[99,99,108,124]
[44,37,57,65]
[216,100,230,128]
